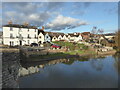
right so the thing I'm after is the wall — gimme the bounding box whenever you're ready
[3,27,38,46]
[2,52,20,88]
[38,32,45,44]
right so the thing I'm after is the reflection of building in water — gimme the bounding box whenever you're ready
[19,58,69,76]
[19,66,39,76]
[2,52,20,88]
[19,57,90,77]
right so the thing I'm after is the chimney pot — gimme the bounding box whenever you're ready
[8,20,12,24]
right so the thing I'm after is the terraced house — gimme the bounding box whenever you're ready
[3,21,38,46]
[3,22,84,46]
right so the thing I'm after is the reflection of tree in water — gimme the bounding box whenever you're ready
[78,57,89,62]
[63,57,90,65]
[90,58,104,71]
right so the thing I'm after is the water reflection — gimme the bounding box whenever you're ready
[3,52,119,88]
[19,55,119,88]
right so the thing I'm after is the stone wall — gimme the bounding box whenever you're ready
[2,52,20,88]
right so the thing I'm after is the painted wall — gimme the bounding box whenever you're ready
[38,32,45,44]
[45,33,51,42]
[3,27,38,46]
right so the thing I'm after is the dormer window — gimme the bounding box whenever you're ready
[10,27,13,31]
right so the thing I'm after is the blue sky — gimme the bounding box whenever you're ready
[2,2,118,33]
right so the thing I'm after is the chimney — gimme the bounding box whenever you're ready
[24,22,29,26]
[42,26,44,30]
[8,20,12,24]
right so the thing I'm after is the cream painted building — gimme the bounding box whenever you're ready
[3,24,38,46]
[38,30,45,44]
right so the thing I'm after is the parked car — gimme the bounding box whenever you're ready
[51,44,61,49]
[30,43,38,47]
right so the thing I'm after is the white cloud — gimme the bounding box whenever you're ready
[2,2,89,31]
[45,15,88,30]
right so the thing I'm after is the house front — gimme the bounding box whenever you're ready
[44,33,51,42]
[57,33,64,41]
[3,22,38,46]
[38,29,45,44]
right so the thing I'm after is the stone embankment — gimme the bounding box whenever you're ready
[20,46,67,57]
[2,51,20,88]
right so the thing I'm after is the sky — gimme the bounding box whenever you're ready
[1,2,118,33]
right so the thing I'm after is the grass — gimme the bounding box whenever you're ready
[64,50,85,55]
[53,41,89,51]
[52,41,96,55]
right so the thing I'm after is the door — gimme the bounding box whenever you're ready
[20,40,22,45]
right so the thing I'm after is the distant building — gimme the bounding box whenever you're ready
[81,32,91,40]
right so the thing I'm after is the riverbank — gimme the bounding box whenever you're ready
[20,49,116,62]
[1,47,116,62]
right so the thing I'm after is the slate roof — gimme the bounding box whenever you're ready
[3,24,37,29]
[45,32,64,37]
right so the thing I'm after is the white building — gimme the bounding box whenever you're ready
[38,29,45,44]
[3,24,38,46]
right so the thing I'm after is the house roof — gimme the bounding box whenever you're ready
[45,32,64,37]
[68,33,79,37]
[81,32,91,35]
[3,24,37,29]
[38,29,45,35]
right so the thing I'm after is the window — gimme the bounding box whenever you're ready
[46,36,48,38]
[27,34,30,38]
[10,41,11,46]
[28,29,29,32]
[39,36,41,38]
[35,29,36,32]
[10,33,13,38]
[10,41,14,46]
[28,40,30,44]
[35,34,37,38]
[19,34,23,39]
[10,27,13,31]
[12,41,14,46]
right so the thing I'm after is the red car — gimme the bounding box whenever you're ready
[51,44,61,49]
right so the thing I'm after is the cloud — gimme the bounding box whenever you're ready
[3,11,51,26]
[45,15,88,30]
[2,2,89,30]
[2,2,53,26]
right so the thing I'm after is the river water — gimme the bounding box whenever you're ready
[18,54,119,88]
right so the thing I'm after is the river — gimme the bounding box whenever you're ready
[2,52,119,88]
[18,54,119,88]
